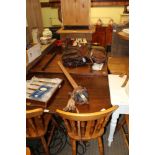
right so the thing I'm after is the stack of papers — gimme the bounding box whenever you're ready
[92,63,104,71]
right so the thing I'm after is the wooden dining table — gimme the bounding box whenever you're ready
[27,46,112,113]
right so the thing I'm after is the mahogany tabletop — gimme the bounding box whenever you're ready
[27,73,111,113]
[27,46,111,113]
[30,52,108,76]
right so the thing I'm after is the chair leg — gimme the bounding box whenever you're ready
[125,115,129,130]
[40,136,49,155]
[70,138,76,155]
[97,137,104,155]
[47,125,55,146]
[122,114,129,148]
[116,115,126,131]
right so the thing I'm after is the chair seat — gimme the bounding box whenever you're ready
[56,106,118,155]
[108,57,129,74]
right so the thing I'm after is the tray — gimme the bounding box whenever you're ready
[26,76,63,108]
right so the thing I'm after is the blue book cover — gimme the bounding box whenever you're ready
[30,85,51,99]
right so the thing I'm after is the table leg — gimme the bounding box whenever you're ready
[108,111,120,147]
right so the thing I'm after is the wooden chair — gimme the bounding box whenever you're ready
[26,147,31,155]
[108,57,129,75]
[26,108,56,155]
[117,114,129,148]
[56,105,118,155]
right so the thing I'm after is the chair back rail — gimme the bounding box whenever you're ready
[26,108,50,137]
[26,108,54,155]
[56,105,118,140]
[26,108,43,119]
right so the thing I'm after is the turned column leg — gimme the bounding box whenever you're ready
[97,137,104,155]
[108,111,120,147]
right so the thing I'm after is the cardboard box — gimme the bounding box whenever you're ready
[26,43,41,64]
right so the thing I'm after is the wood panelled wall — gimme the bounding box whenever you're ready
[61,0,91,26]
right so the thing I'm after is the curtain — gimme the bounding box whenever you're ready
[26,0,43,42]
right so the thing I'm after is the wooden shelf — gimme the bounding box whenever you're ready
[41,1,129,8]
[57,27,95,34]
[91,1,129,7]
[57,27,95,42]
[120,13,129,16]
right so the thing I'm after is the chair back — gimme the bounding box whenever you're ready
[26,147,31,155]
[56,105,118,140]
[26,108,50,138]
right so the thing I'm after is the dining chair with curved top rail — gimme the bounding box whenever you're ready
[26,147,31,155]
[26,108,57,155]
[56,105,118,155]
[116,114,129,148]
